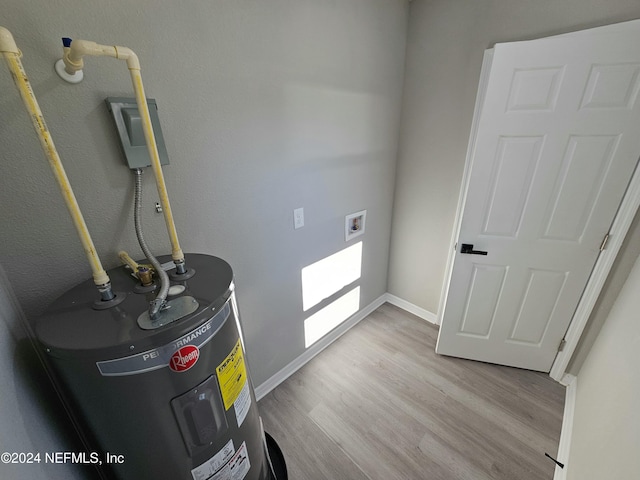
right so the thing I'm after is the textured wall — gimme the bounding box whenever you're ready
[0,0,408,388]
[389,0,640,316]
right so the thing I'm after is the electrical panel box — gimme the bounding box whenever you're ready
[105,96,170,169]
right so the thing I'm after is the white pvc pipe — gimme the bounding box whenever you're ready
[118,250,140,271]
[0,26,19,54]
[1,27,112,291]
[63,40,140,72]
[59,39,185,267]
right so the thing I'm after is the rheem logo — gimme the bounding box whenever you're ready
[169,345,199,372]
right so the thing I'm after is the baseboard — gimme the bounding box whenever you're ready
[554,374,577,480]
[385,293,438,325]
[254,293,387,400]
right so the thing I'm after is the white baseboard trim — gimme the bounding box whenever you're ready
[254,293,387,400]
[554,374,577,480]
[385,293,438,325]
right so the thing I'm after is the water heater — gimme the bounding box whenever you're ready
[2,28,286,480]
[36,254,281,480]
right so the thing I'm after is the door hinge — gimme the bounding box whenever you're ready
[558,339,567,352]
[600,233,610,252]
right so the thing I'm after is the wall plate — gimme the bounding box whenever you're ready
[345,210,366,241]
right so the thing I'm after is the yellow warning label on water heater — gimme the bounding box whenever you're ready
[216,339,248,410]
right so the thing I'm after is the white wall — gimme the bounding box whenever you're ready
[389,0,640,316]
[0,0,408,389]
[566,254,640,478]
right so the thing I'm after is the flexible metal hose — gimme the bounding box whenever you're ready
[134,168,169,320]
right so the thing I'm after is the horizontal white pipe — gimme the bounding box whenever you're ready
[63,40,140,74]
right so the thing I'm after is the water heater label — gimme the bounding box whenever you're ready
[233,380,251,428]
[228,442,250,480]
[216,339,248,411]
[190,439,235,480]
[96,303,230,376]
[196,442,250,480]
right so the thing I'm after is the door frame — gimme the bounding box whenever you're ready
[436,47,640,382]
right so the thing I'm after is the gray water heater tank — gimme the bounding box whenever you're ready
[36,254,279,480]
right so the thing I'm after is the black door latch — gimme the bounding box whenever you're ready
[460,243,488,255]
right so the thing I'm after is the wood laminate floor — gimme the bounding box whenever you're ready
[258,303,565,480]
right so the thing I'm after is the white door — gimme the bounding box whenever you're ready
[436,24,640,371]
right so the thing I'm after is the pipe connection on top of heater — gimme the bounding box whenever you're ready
[55,37,188,276]
[1,27,115,302]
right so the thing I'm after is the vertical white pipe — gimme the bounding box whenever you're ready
[1,28,111,290]
[129,68,184,265]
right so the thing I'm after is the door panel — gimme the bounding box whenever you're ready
[482,136,542,237]
[580,63,640,109]
[506,67,564,112]
[508,268,567,345]
[459,264,506,337]
[436,23,640,371]
[543,134,619,241]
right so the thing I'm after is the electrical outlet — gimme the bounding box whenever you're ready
[294,208,304,229]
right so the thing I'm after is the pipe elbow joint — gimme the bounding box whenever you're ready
[68,39,102,61]
[0,26,19,54]
[114,46,140,70]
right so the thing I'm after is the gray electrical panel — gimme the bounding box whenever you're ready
[105,96,170,169]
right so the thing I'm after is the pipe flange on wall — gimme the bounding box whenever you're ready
[54,58,83,83]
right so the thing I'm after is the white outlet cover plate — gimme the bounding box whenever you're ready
[345,210,366,241]
[294,207,304,229]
